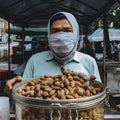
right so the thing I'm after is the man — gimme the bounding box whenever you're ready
[5,12,101,94]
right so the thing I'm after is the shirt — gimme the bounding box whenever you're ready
[23,50,101,82]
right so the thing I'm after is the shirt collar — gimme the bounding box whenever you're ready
[72,51,80,63]
[46,51,80,63]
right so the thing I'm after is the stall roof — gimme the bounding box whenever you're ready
[0,0,119,27]
[6,26,47,35]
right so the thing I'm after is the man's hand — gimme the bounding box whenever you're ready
[5,76,22,96]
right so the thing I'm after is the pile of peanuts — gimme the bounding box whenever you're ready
[16,68,105,120]
[79,105,104,120]
[17,67,103,100]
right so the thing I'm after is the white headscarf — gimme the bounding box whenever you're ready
[48,12,79,64]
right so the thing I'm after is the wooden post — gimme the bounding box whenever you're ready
[102,12,111,84]
[103,13,111,59]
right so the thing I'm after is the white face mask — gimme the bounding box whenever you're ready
[49,32,75,57]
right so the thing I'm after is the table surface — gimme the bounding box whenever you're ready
[10,115,120,120]
[97,60,120,67]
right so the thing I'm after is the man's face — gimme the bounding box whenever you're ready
[50,18,73,34]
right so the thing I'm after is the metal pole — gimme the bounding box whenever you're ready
[8,21,11,75]
[22,27,25,63]
[84,25,88,53]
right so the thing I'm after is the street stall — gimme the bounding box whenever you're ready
[0,0,120,120]
[6,26,47,64]
[89,27,120,117]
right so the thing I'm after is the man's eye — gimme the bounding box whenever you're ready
[51,30,60,34]
[63,29,73,32]
[51,28,73,34]
[64,30,72,32]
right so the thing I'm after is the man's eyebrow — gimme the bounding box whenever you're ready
[64,27,72,29]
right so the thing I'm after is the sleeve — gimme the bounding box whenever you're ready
[22,57,34,80]
[90,58,102,82]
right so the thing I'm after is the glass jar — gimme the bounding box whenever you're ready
[12,80,106,120]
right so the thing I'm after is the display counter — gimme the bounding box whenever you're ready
[97,60,120,117]
[97,60,120,93]
[97,60,120,67]
[97,60,120,85]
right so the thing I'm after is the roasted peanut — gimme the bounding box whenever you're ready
[94,87,102,93]
[77,87,85,96]
[64,78,70,86]
[37,90,42,97]
[29,90,35,97]
[54,81,61,86]
[64,88,69,95]
[49,90,56,96]
[73,93,79,98]
[66,95,74,99]
[85,89,91,96]
[89,75,96,80]
[70,81,76,87]
[44,87,52,92]
[42,91,49,97]
[17,88,23,94]
[29,81,35,86]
